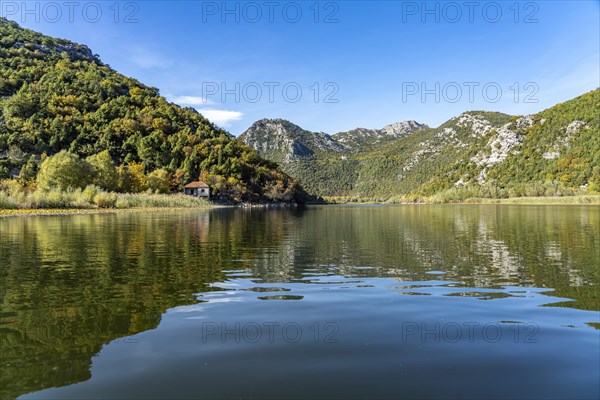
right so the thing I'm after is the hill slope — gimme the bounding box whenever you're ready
[239,90,600,200]
[0,19,302,203]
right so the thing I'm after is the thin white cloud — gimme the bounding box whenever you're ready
[131,48,173,69]
[167,95,214,106]
[542,53,600,95]
[196,109,244,127]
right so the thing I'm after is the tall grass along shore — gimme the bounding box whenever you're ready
[0,182,212,213]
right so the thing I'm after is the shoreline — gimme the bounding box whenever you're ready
[455,196,600,205]
[0,205,221,218]
[1,195,598,217]
[329,195,600,206]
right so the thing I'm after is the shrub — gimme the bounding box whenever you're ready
[93,192,118,208]
[82,185,100,203]
[115,193,210,209]
[0,192,17,209]
[26,188,72,208]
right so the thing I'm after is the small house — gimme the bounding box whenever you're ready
[184,181,210,198]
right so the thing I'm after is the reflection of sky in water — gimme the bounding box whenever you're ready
[23,268,600,400]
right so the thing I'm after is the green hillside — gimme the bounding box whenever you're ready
[419,90,600,201]
[240,90,600,202]
[0,19,302,203]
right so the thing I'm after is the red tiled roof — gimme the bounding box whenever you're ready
[184,181,209,189]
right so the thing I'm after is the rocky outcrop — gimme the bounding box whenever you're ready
[334,120,428,151]
[13,40,99,63]
[469,116,535,184]
[542,120,588,160]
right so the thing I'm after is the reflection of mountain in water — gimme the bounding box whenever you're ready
[243,206,597,310]
[0,205,598,398]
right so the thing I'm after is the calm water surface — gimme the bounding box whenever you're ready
[1,205,599,399]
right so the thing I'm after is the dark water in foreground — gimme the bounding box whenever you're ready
[1,205,599,399]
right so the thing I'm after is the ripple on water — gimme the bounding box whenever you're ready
[445,291,514,300]
[303,280,365,285]
[391,284,434,290]
[257,295,304,301]
[243,287,291,293]
[223,270,255,277]
[397,291,432,296]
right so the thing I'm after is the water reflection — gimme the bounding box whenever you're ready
[0,205,598,399]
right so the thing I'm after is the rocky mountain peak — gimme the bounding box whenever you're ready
[333,120,428,151]
[381,120,429,137]
[239,119,346,163]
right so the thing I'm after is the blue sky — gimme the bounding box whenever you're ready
[4,1,599,135]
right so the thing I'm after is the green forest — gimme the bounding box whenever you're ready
[0,18,304,207]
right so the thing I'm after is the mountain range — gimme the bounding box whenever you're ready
[240,91,599,201]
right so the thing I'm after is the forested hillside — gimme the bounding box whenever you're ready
[415,91,599,201]
[240,90,600,201]
[0,19,302,203]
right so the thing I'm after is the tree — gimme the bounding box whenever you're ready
[147,169,171,194]
[86,150,118,191]
[37,151,92,190]
[118,162,148,193]
[18,155,39,182]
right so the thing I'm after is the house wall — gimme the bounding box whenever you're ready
[184,187,210,197]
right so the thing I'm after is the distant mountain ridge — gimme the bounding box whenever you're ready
[239,118,429,161]
[334,120,429,151]
[239,90,600,200]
